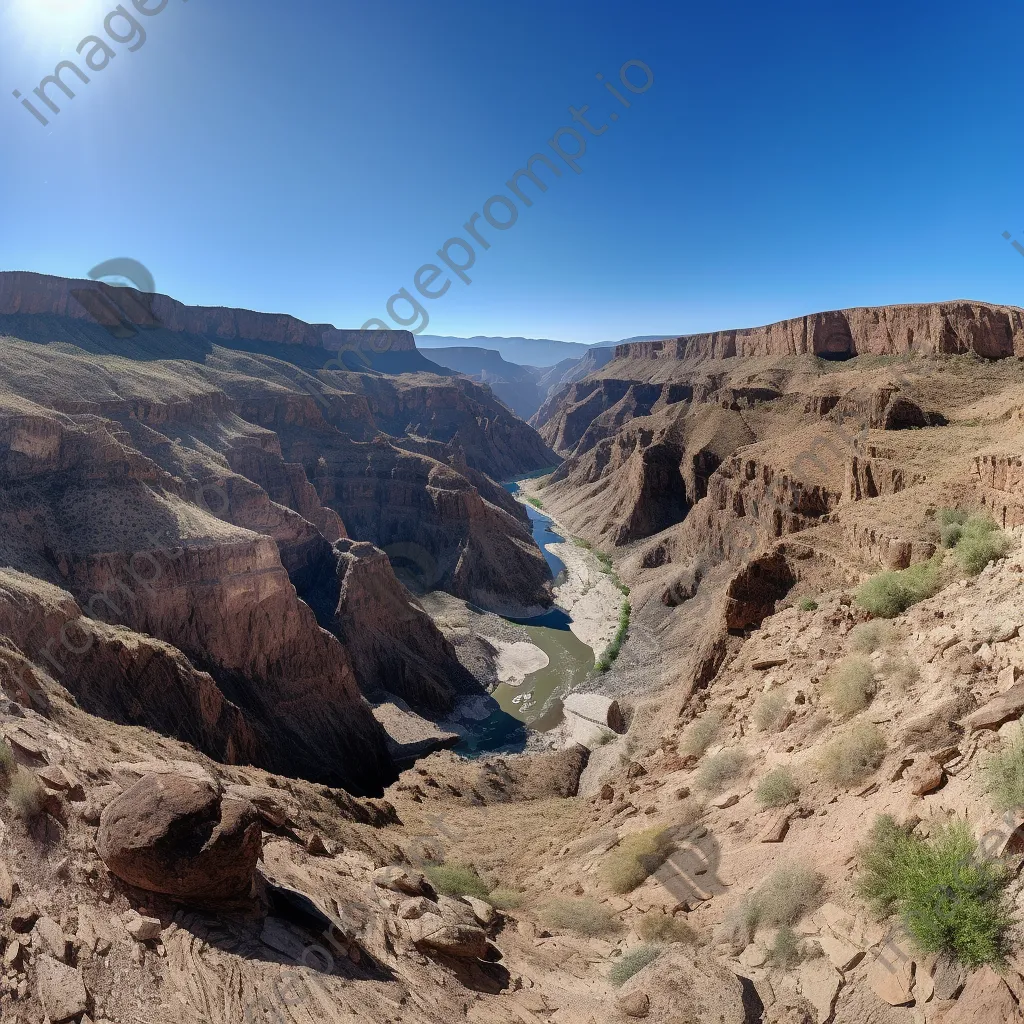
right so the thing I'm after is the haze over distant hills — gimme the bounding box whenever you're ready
[417,334,673,368]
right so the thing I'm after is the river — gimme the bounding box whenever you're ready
[453,484,599,756]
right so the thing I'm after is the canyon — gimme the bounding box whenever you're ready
[3,290,1024,1023]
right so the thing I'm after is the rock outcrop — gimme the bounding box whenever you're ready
[96,772,262,902]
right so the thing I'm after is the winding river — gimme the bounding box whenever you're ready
[453,484,599,756]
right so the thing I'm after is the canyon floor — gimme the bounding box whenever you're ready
[1,288,1024,1022]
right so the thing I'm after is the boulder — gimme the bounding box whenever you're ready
[225,784,290,828]
[944,966,1021,1023]
[408,914,489,958]
[125,912,162,942]
[906,756,944,796]
[616,949,746,1023]
[36,955,88,1023]
[617,990,651,1018]
[965,683,1024,732]
[563,693,625,733]
[96,772,262,903]
[372,865,435,898]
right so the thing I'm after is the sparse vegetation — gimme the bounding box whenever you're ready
[573,537,593,550]
[756,767,800,808]
[423,863,491,900]
[954,515,1011,575]
[525,496,544,509]
[753,691,789,733]
[879,654,920,692]
[798,597,819,612]
[695,748,748,793]
[824,656,876,718]
[608,944,663,986]
[0,739,15,788]
[768,925,805,969]
[983,728,1024,814]
[855,555,942,618]
[754,864,825,928]
[602,828,673,894]
[487,888,525,910]
[857,815,1013,968]
[938,509,968,548]
[596,599,631,672]
[543,897,623,937]
[850,620,891,654]
[722,865,824,947]
[7,769,45,821]
[637,912,695,944]
[819,723,886,787]
[680,709,723,758]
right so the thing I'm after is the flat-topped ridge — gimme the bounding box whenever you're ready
[613,300,1024,362]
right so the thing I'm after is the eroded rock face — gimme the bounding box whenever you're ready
[332,540,479,715]
[97,772,262,903]
[611,302,1024,361]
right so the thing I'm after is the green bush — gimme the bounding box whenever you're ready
[608,944,663,986]
[798,598,819,612]
[543,897,623,937]
[954,516,1011,575]
[940,523,963,548]
[850,621,891,654]
[819,723,886,787]
[423,864,491,900]
[857,815,1013,968]
[680,709,723,758]
[753,692,789,733]
[695,748,747,793]
[824,657,876,719]
[983,729,1024,813]
[938,509,969,527]
[637,913,695,944]
[602,828,673,894]
[855,556,942,618]
[597,599,632,672]
[526,496,543,509]
[756,767,800,808]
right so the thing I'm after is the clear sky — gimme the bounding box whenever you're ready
[0,0,1022,343]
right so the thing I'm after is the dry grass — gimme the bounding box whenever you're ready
[753,691,789,733]
[850,621,891,654]
[824,657,876,719]
[756,767,800,808]
[755,864,825,926]
[7,769,45,821]
[0,739,15,788]
[695,748,748,793]
[543,897,623,937]
[608,945,663,986]
[637,912,696,944]
[680,709,723,758]
[423,863,490,900]
[819,723,886,787]
[602,828,673,894]
[983,728,1024,814]
[879,654,920,692]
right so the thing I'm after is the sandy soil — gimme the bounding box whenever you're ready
[548,540,624,655]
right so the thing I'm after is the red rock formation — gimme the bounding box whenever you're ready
[612,301,1024,362]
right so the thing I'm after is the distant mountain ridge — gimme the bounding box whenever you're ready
[417,333,672,368]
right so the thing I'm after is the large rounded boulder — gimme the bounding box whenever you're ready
[96,772,262,903]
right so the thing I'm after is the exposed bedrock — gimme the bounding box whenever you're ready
[611,301,1024,361]
[331,539,480,716]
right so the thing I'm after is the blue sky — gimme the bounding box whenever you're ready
[0,0,1022,343]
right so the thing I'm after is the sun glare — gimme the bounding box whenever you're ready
[8,0,101,39]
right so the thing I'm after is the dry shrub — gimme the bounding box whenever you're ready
[824,657,876,719]
[543,897,622,937]
[7,769,45,821]
[755,864,825,927]
[850,621,891,654]
[879,654,920,692]
[819,723,886,787]
[753,692,789,733]
[680,709,723,758]
[695,748,747,793]
[609,944,663,986]
[637,912,696,944]
[756,767,800,808]
[0,739,15,788]
[602,828,673,894]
